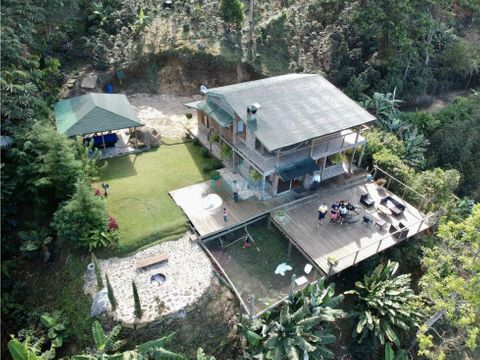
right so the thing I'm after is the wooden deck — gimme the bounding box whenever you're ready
[169,171,364,237]
[170,175,434,277]
[169,180,298,237]
[272,181,433,275]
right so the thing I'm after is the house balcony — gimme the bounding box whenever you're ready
[234,130,366,175]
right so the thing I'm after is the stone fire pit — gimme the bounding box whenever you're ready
[86,233,213,326]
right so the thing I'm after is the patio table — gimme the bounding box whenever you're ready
[377,204,392,217]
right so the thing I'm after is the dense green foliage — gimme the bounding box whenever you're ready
[220,0,244,26]
[245,281,346,359]
[427,95,480,200]
[52,178,108,247]
[346,261,423,349]
[417,205,480,358]
[1,0,479,358]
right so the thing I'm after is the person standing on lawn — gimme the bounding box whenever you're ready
[102,182,110,197]
[233,180,240,202]
[317,203,328,226]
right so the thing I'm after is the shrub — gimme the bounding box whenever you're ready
[52,177,108,248]
[211,159,224,170]
[39,311,70,349]
[202,164,213,173]
[185,112,193,119]
[106,274,117,311]
[220,0,244,26]
[210,170,221,180]
[209,133,220,143]
[219,142,233,161]
[200,148,210,158]
[192,137,200,146]
[372,149,415,192]
[108,216,119,231]
[88,229,119,252]
[132,281,142,319]
[249,169,262,182]
[91,253,104,290]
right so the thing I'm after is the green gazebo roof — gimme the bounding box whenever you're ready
[54,93,142,136]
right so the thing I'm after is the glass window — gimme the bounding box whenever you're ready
[237,120,244,133]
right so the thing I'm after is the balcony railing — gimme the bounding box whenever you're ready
[197,124,366,175]
[235,130,365,174]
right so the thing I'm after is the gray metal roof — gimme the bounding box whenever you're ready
[205,74,376,152]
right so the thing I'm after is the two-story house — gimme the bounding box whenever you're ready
[186,74,376,199]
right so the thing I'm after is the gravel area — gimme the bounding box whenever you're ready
[86,233,213,326]
[128,93,201,139]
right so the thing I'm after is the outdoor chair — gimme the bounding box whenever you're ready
[380,196,406,217]
[389,222,409,240]
[362,216,373,226]
[360,194,375,208]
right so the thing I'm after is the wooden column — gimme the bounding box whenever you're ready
[309,139,315,157]
[357,143,366,167]
[320,156,327,180]
[232,151,237,173]
[275,150,280,168]
[354,126,361,144]
[348,146,357,173]
[101,132,106,149]
[261,176,266,200]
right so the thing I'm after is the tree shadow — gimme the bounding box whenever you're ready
[98,153,138,181]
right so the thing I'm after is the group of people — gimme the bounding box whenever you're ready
[318,200,358,226]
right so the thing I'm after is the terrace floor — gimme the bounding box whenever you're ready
[171,174,434,277]
[169,171,364,238]
[272,181,433,275]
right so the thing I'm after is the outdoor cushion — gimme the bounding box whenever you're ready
[360,194,375,207]
[380,196,406,217]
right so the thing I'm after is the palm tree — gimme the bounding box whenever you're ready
[248,281,346,360]
[346,261,423,348]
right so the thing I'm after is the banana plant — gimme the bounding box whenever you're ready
[8,336,44,360]
[73,321,185,359]
[18,229,52,254]
[384,343,407,360]
[39,311,70,349]
[346,261,423,348]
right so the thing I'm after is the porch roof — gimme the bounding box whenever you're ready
[277,158,320,181]
[197,100,234,128]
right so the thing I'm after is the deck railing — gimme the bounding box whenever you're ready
[372,165,434,213]
[326,211,439,276]
[235,129,366,173]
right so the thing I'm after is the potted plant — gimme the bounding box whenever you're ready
[219,142,233,162]
[327,256,338,267]
[276,210,286,222]
[376,178,387,194]
[249,169,262,183]
[209,133,220,143]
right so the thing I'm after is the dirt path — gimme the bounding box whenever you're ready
[128,93,201,139]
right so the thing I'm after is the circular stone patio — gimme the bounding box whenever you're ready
[88,233,213,326]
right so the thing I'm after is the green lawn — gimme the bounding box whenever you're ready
[98,142,216,256]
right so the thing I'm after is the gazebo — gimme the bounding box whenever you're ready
[54,93,143,148]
